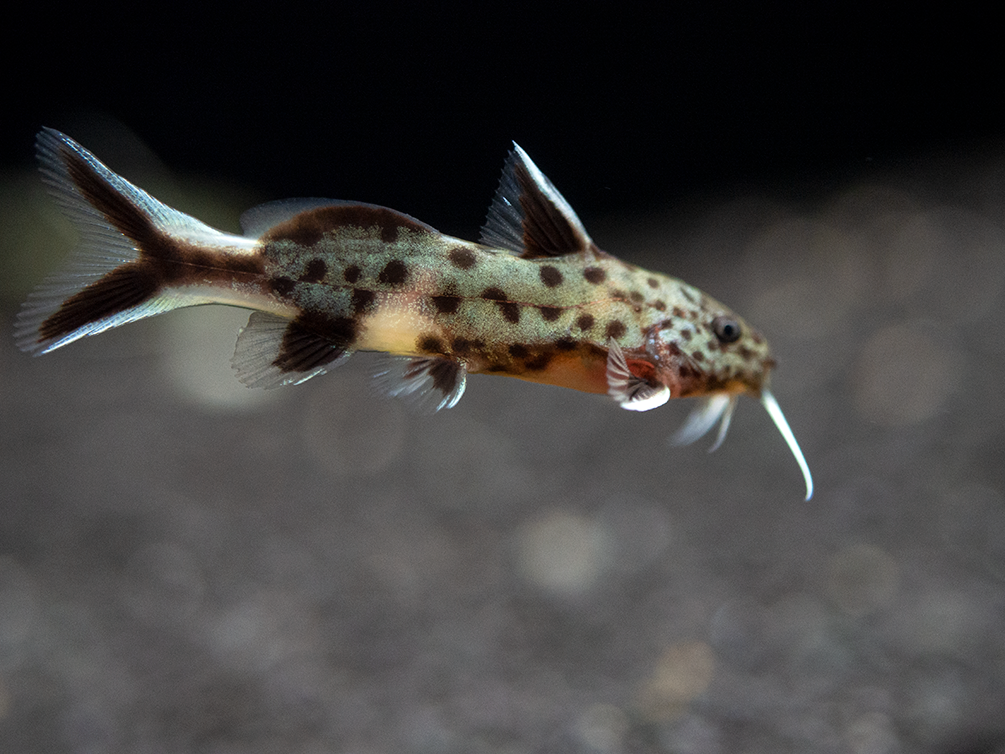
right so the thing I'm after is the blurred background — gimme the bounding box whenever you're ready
[2,6,1004,753]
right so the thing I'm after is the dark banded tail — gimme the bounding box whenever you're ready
[15,128,253,355]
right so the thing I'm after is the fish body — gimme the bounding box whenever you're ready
[17,129,812,498]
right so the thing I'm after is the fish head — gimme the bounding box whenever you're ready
[643,298,814,500]
[643,304,774,400]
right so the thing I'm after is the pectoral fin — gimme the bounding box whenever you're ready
[606,338,670,411]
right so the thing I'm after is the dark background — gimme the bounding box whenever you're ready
[2,6,1005,754]
[3,7,1000,230]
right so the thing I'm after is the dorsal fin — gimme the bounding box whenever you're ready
[480,143,594,259]
[240,198,347,237]
[243,200,437,243]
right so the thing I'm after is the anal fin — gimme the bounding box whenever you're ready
[373,354,467,412]
[232,311,352,388]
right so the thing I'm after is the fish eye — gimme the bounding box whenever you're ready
[712,316,741,343]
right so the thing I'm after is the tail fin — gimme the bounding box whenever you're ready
[15,128,241,355]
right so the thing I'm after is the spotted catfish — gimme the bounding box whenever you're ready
[17,128,812,498]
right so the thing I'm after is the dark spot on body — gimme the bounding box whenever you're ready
[525,352,553,371]
[672,306,686,318]
[481,287,519,324]
[378,259,408,286]
[576,314,595,330]
[538,306,562,321]
[664,342,685,362]
[692,351,705,362]
[499,302,521,324]
[418,335,445,353]
[738,346,755,360]
[681,330,692,341]
[647,277,659,288]
[352,288,376,313]
[448,247,477,270]
[343,265,361,284]
[302,258,327,283]
[556,338,577,351]
[654,300,666,311]
[540,265,564,287]
[679,363,700,380]
[481,287,508,301]
[270,276,297,297]
[606,321,627,340]
[378,221,399,244]
[509,343,530,359]
[452,337,484,355]
[630,290,645,303]
[583,267,606,284]
[431,295,460,314]
[681,288,697,304]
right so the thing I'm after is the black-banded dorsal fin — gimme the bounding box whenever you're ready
[480,143,594,259]
[244,200,437,245]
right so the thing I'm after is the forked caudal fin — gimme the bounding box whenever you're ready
[15,128,258,355]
